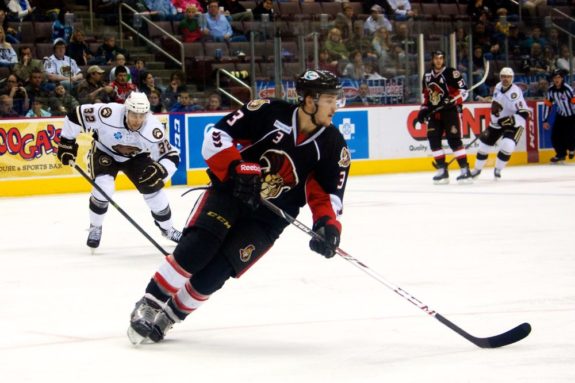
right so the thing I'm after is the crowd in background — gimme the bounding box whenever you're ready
[0,0,573,116]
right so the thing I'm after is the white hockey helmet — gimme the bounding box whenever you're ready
[125,91,150,114]
[500,67,514,81]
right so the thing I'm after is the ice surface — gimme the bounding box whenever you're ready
[1,164,574,382]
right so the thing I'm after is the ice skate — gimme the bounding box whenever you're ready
[550,156,565,164]
[127,297,162,345]
[149,306,180,343]
[432,165,449,184]
[494,168,502,179]
[86,225,102,253]
[155,221,182,243]
[569,151,574,160]
[470,169,481,179]
[456,167,473,184]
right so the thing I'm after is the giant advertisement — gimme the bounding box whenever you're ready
[0,118,91,179]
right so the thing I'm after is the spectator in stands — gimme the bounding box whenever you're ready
[528,77,549,99]
[521,0,547,23]
[314,48,340,76]
[204,92,222,111]
[47,81,78,116]
[220,0,253,22]
[94,35,130,66]
[178,5,202,42]
[546,28,560,56]
[142,0,178,20]
[342,50,367,80]
[520,26,548,53]
[67,30,95,67]
[372,26,393,71]
[43,38,83,91]
[345,23,373,59]
[25,97,50,117]
[138,70,162,98]
[252,0,274,22]
[386,0,415,21]
[363,5,392,37]
[0,9,19,44]
[162,70,187,111]
[75,65,116,104]
[24,67,50,105]
[556,45,575,72]
[51,9,72,44]
[202,0,244,42]
[460,46,490,99]
[170,89,202,112]
[349,82,379,106]
[0,93,19,117]
[172,0,204,14]
[110,65,138,103]
[363,59,385,80]
[525,42,550,75]
[148,88,166,113]
[0,73,29,115]
[130,57,146,85]
[324,27,349,65]
[0,26,17,68]
[507,23,525,58]
[334,3,357,41]
[4,0,35,22]
[109,53,132,83]
[12,46,42,85]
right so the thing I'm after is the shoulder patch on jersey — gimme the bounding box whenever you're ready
[339,147,351,168]
[453,70,461,79]
[246,99,270,111]
[100,107,112,118]
[511,92,518,99]
[99,154,113,166]
[239,244,255,263]
[152,127,164,139]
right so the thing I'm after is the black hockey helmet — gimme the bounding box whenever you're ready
[296,69,343,102]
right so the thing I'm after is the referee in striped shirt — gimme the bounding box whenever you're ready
[543,69,575,163]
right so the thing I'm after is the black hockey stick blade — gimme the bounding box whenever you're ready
[435,314,531,348]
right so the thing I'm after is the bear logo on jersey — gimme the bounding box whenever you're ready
[239,244,256,263]
[152,128,163,139]
[100,107,112,118]
[260,149,299,199]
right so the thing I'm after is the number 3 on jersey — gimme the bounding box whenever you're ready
[226,110,244,126]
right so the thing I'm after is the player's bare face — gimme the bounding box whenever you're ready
[126,111,146,131]
[432,56,444,71]
[500,75,513,88]
[316,94,339,126]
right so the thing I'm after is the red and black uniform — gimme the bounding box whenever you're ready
[421,66,468,168]
[146,98,351,310]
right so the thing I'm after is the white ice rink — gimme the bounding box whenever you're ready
[1,164,574,383]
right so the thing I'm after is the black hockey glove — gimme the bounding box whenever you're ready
[138,161,168,190]
[415,108,430,123]
[498,115,515,128]
[309,216,341,259]
[230,160,262,210]
[56,136,78,166]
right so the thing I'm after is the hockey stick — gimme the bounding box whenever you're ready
[261,198,531,348]
[431,134,481,169]
[72,163,170,256]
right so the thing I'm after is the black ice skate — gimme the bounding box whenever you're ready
[433,165,449,184]
[569,151,574,160]
[456,167,473,183]
[550,156,565,164]
[494,168,502,179]
[149,306,180,343]
[127,297,162,345]
[470,169,481,178]
[86,225,102,251]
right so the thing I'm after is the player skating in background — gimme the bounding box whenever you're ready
[127,69,351,345]
[414,50,471,184]
[542,68,575,163]
[470,67,530,179]
[56,92,182,251]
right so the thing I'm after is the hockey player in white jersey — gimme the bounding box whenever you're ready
[56,92,182,250]
[471,67,530,179]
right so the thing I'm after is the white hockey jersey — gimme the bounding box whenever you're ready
[490,82,529,129]
[61,103,178,167]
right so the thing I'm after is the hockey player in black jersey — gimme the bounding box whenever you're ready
[127,69,351,345]
[414,50,471,184]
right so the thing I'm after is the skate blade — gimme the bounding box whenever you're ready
[433,178,450,185]
[127,326,149,346]
[457,178,473,184]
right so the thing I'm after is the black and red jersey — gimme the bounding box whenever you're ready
[421,66,467,108]
[203,99,351,224]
